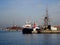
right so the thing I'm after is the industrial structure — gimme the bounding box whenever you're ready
[44,6,51,30]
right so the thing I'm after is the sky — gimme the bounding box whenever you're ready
[0,0,60,27]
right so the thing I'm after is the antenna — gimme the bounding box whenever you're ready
[26,17,31,25]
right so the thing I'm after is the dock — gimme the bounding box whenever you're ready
[40,30,60,34]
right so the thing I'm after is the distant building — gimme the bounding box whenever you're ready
[51,26,57,30]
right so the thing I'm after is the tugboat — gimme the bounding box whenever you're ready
[32,22,40,34]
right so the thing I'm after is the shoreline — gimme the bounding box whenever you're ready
[0,29,60,34]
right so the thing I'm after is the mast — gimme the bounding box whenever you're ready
[44,6,49,27]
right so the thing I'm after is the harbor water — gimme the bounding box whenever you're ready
[0,30,60,45]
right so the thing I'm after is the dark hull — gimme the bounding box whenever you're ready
[22,28,33,34]
[22,28,41,34]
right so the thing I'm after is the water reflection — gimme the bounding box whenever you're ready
[23,34,60,45]
[0,31,60,45]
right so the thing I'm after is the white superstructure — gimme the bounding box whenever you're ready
[23,20,32,28]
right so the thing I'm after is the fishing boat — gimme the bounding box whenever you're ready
[22,20,33,34]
